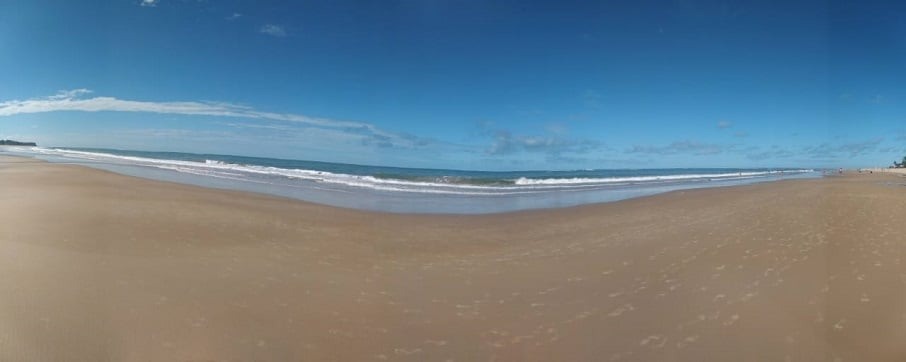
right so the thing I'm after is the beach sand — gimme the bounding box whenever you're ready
[868,167,906,176]
[3,155,906,361]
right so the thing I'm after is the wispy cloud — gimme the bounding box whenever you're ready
[49,88,92,100]
[225,13,242,21]
[745,145,796,161]
[630,138,887,162]
[804,138,883,159]
[259,24,287,37]
[488,132,599,156]
[627,140,730,156]
[0,89,427,149]
[743,139,889,162]
[716,120,733,129]
[139,0,158,7]
[478,122,601,157]
[110,128,237,143]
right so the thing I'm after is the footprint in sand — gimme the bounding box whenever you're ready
[675,335,699,349]
[639,335,663,346]
[640,335,669,349]
[739,292,757,302]
[394,348,422,355]
[607,304,635,317]
[723,314,740,326]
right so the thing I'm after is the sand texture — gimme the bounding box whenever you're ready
[3,155,906,361]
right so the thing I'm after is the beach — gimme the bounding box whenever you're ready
[3,155,906,361]
[868,167,906,176]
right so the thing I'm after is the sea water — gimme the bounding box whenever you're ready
[1,147,820,214]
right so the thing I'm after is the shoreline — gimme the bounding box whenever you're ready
[0,152,819,215]
[864,167,906,176]
[3,155,906,360]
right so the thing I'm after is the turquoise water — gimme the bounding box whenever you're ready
[2,147,820,214]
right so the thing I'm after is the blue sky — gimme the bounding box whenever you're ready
[1,0,904,170]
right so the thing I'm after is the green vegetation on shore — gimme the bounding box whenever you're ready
[893,156,906,168]
[0,140,36,146]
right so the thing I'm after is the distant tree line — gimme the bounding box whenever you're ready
[894,156,906,168]
[0,139,37,146]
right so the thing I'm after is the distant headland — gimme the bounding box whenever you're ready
[0,140,37,146]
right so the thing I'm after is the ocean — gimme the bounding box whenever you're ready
[1,147,820,214]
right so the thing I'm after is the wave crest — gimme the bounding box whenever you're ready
[28,148,816,195]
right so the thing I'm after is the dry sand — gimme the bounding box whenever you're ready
[868,167,906,176]
[3,155,906,361]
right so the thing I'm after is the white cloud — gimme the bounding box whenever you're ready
[804,138,883,158]
[716,120,733,129]
[225,13,242,21]
[140,0,158,7]
[0,89,427,149]
[627,140,730,156]
[48,88,92,100]
[259,24,287,37]
[479,123,602,156]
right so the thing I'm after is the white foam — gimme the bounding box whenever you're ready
[26,148,814,196]
[512,170,812,186]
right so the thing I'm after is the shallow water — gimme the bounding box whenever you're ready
[1,147,820,214]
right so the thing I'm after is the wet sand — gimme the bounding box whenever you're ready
[2,155,906,361]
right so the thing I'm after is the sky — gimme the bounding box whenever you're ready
[0,0,904,170]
